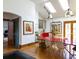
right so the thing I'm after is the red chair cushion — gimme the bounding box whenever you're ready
[41,32,49,37]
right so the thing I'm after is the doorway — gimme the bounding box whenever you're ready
[64,21,76,54]
[64,21,76,44]
[3,12,20,49]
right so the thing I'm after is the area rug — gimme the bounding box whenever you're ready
[3,50,35,59]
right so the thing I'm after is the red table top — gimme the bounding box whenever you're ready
[38,32,67,42]
[39,36,66,42]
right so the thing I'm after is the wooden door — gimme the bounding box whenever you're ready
[64,21,76,44]
[8,21,14,48]
[64,21,76,54]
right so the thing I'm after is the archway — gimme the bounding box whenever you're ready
[3,12,21,49]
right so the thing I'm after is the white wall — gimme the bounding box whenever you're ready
[3,0,39,45]
[45,16,76,38]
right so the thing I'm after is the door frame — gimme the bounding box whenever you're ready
[64,21,76,44]
[3,18,20,48]
[63,20,76,53]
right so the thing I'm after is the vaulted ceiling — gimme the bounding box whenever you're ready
[31,0,76,19]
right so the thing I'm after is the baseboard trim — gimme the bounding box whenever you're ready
[19,42,38,48]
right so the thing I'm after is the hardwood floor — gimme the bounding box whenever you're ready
[4,43,64,59]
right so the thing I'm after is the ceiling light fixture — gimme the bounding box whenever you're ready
[65,9,74,17]
[48,13,53,19]
[44,1,56,13]
[59,0,69,10]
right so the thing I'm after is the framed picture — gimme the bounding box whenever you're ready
[23,21,34,35]
[50,21,62,34]
[39,20,46,29]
